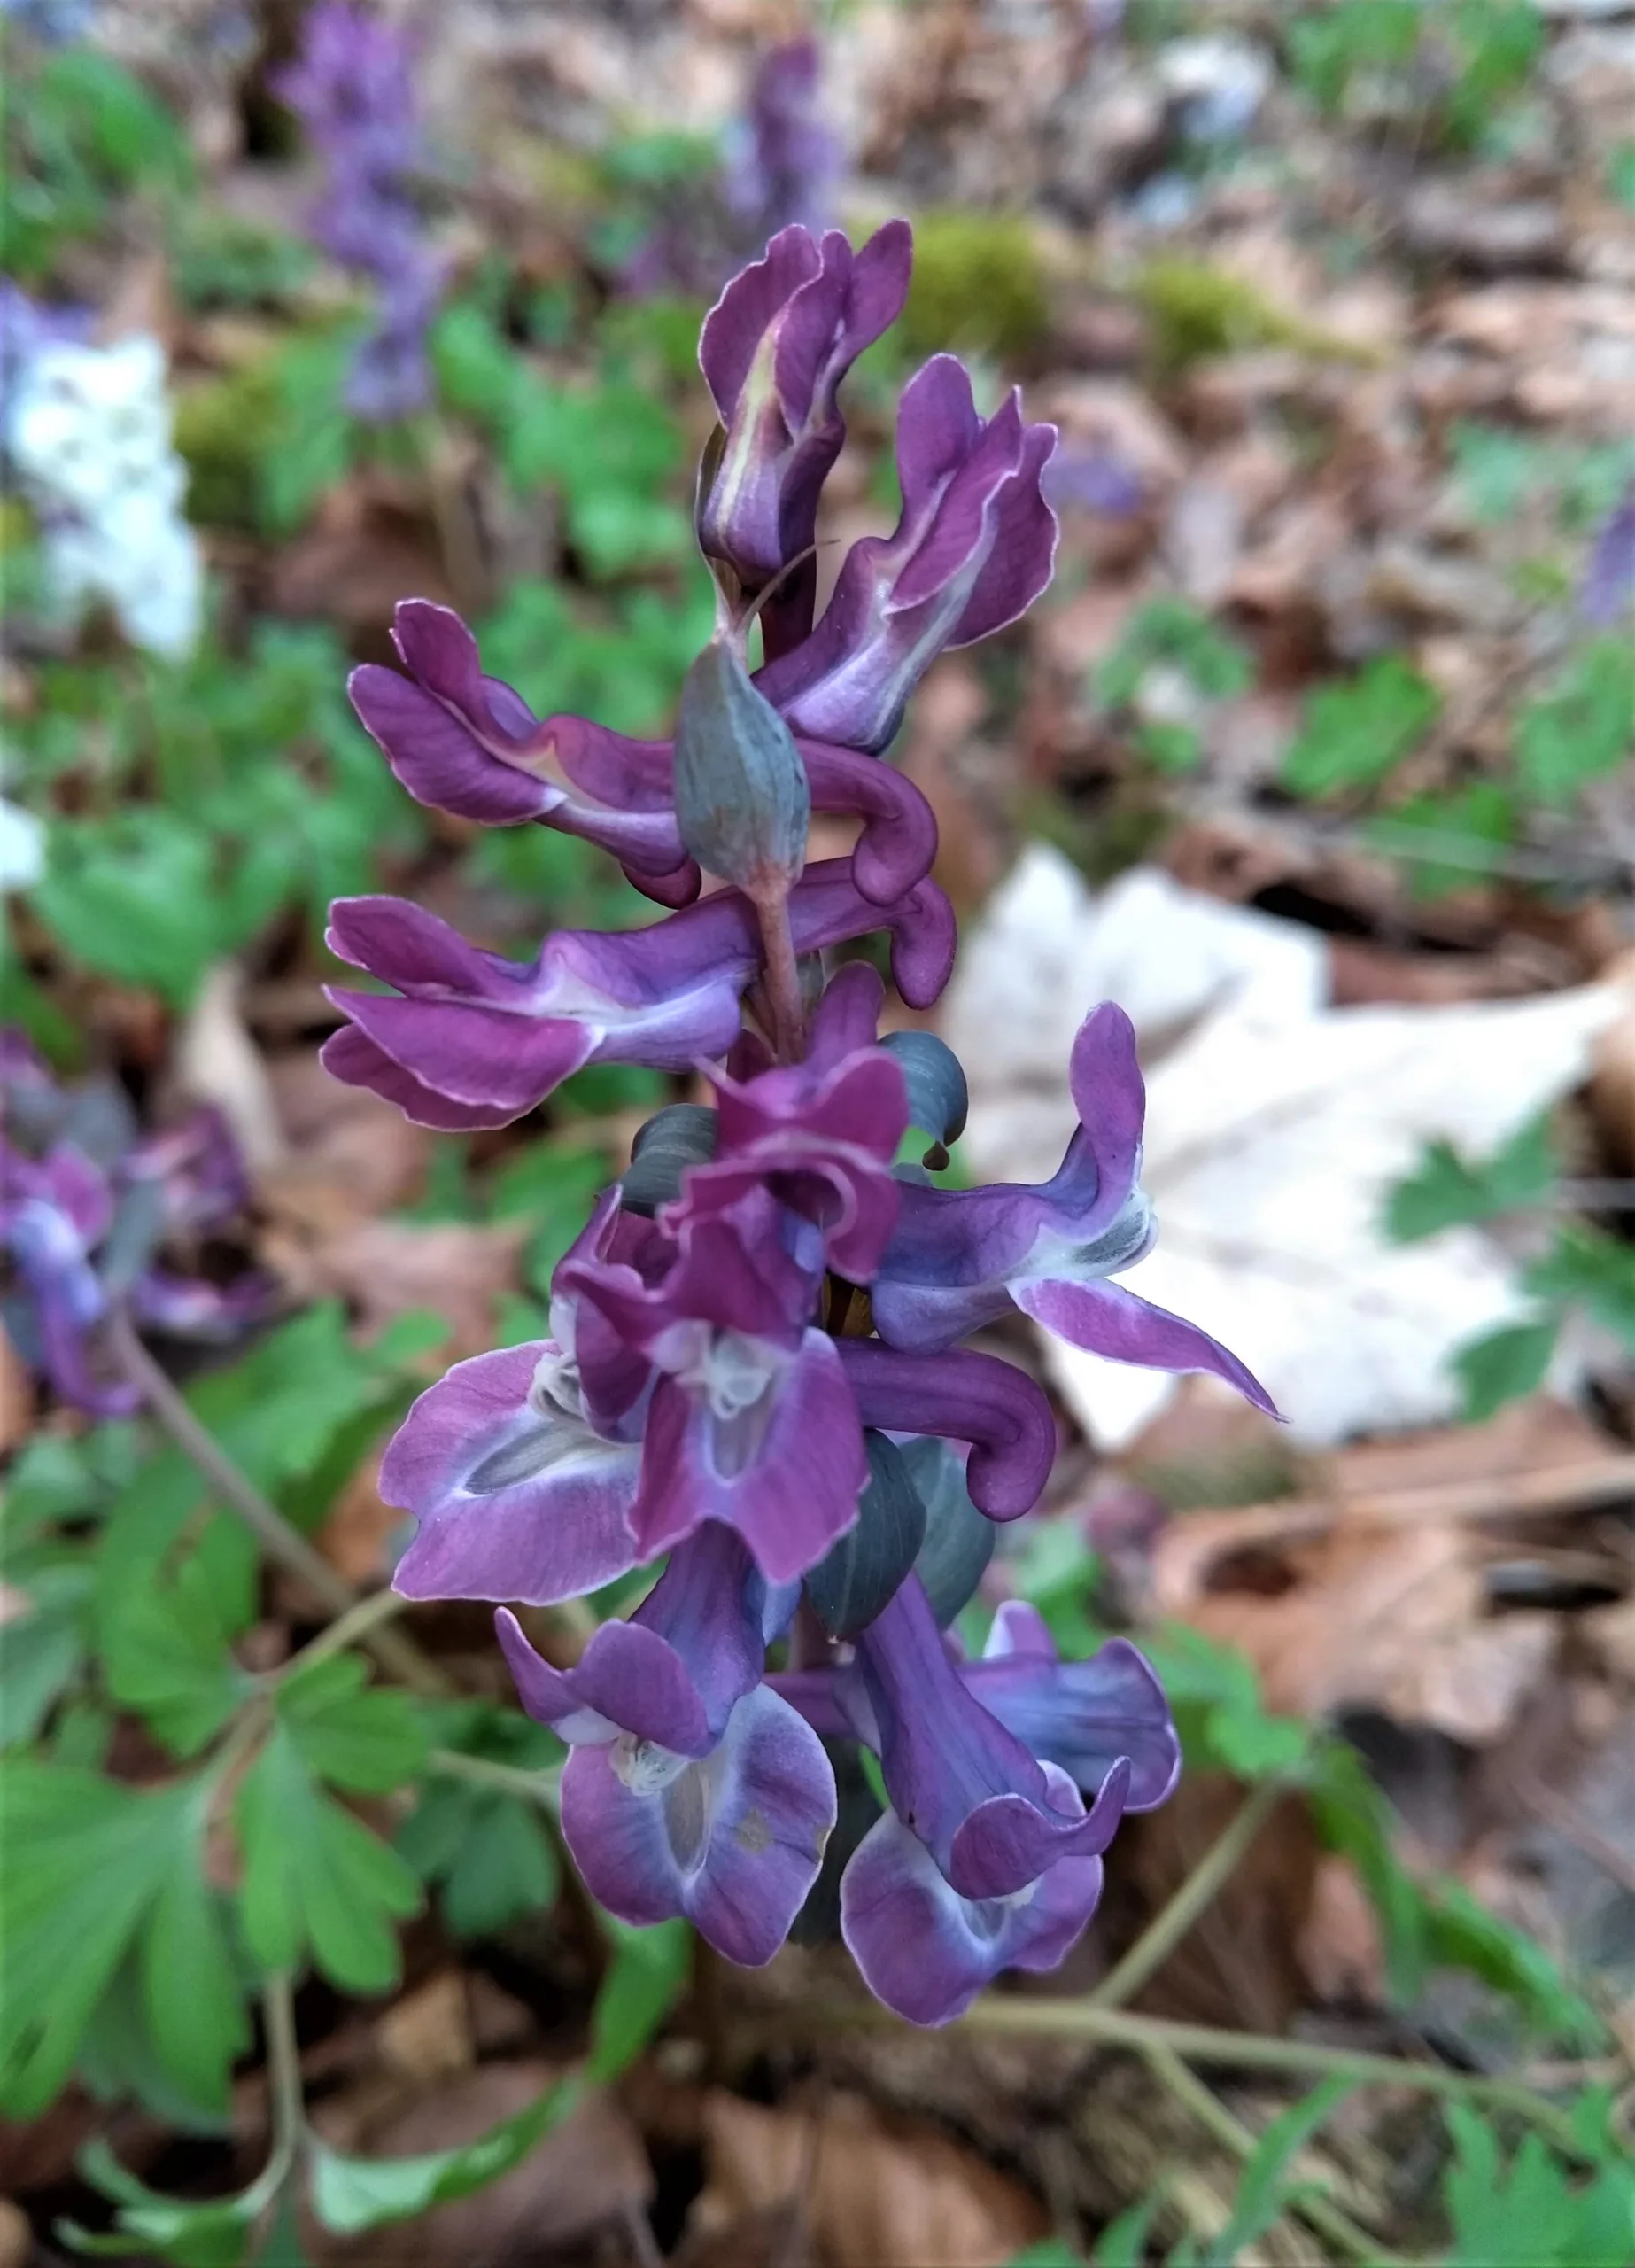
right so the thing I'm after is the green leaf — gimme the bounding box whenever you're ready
[1281,656,1439,798]
[31,814,223,1006]
[236,1728,422,1995]
[586,1917,691,2083]
[1384,1112,1556,1244]
[0,1762,192,2115]
[440,1795,560,1938]
[274,1655,429,1795]
[1144,1625,1309,1782]
[1441,2102,1635,2266]
[308,2080,578,2234]
[1203,2076,1357,2265]
[1526,1224,1635,1351]
[139,1851,251,2116]
[1453,1315,1561,1422]
[1089,2196,1160,2267]
[66,2140,258,2268]
[1512,636,1635,808]
[0,1563,91,1748]
[102,1553,246,1758]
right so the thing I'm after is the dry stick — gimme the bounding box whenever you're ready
[1139,2041,1406,2268]
[1090,1775,1288,2012]
[108,1312,451,1698]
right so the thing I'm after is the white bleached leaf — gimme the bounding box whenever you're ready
[949,847,1628,1448]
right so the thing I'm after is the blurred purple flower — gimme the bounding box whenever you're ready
[1,1042,268,1414]
[1581,478,1635,626]
[275,3,444,422]
[723,38,840,244]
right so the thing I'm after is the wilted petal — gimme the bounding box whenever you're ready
[841,1767,1107,2025]
[560,1683,836,1965]
[382,1342,643,1605]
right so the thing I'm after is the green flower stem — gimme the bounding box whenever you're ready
[950,2000,1592,2161]
[430,1746,563,1812]
[242,1971,305,2218]
[276,1585,414,1681]
[1090,1774,1288,2011]
[749,879,806,1064]
[109,1309,451,1698]
[1140,2042,1406,2268]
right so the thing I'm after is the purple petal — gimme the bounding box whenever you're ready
[1012,1276,1276,1417]
[381,1343,644,1605]
[1581,478,1635,626]
[837,1340,1055,1521]
[965,1625,1181,1814]
[327,988,596,1117]
[841,1784,1106,2025]
[559,1683,835,1965]
[319,1026,516,1130]
[947,1756,1130,1901]
[802,740,939,906]
[629,1329,866,1582]
[499,1612,716,1754]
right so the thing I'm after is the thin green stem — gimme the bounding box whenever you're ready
[1141,2042,1404,2267]
[109,1311,450,1697]
[1091,1775,1287,2010]
[243,1973,305,2215]
[276,1586,412,1681]
[430,1746,562,1811]
[949,2000,1591,2161]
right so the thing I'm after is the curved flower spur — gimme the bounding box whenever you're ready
[335,221,1275,2023]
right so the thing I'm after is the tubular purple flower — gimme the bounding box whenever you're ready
[561,1184,868,1582]
[382,1332,643,1606]
[872,1001,1275,1414]
[697,221,912,658]
[561,1681,835,1965]
[683,965,908,1282]
[348,602,701,907]
[840,1772,1108,2026]
[754,355,1058,753]
[0,1139,133,1416]
[321,860,955,1131]
[841,1574,1132,1903]
[1581,476,1635,627]
[349,601,941,908]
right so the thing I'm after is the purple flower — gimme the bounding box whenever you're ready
[723,39,840,246]
[1581,478,1635,627]
[1,1055,267,1415]
[321,859,955,1132]
[754,355,1058,753]
[690,963,908,1281]
[562,1181,867,1583]
[872,1001,1275,1415]
[496,1525,832,1962]
[698,221,911,659]
[829,1577,1132,2023]
[382,1333,644,1608]
[329,221,1214,2016]
[349,601,940,909]
[275,4,444,423]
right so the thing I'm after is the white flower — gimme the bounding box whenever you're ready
[6,334,204,660]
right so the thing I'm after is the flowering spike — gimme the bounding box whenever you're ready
[322,219,1275,2011]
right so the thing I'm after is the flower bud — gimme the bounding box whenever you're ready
[623,1103,718,1217]
[804,1431,926,1641]
[672,638,810,897]
[880,1029,968,1170]
[902,1437,994,1626]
